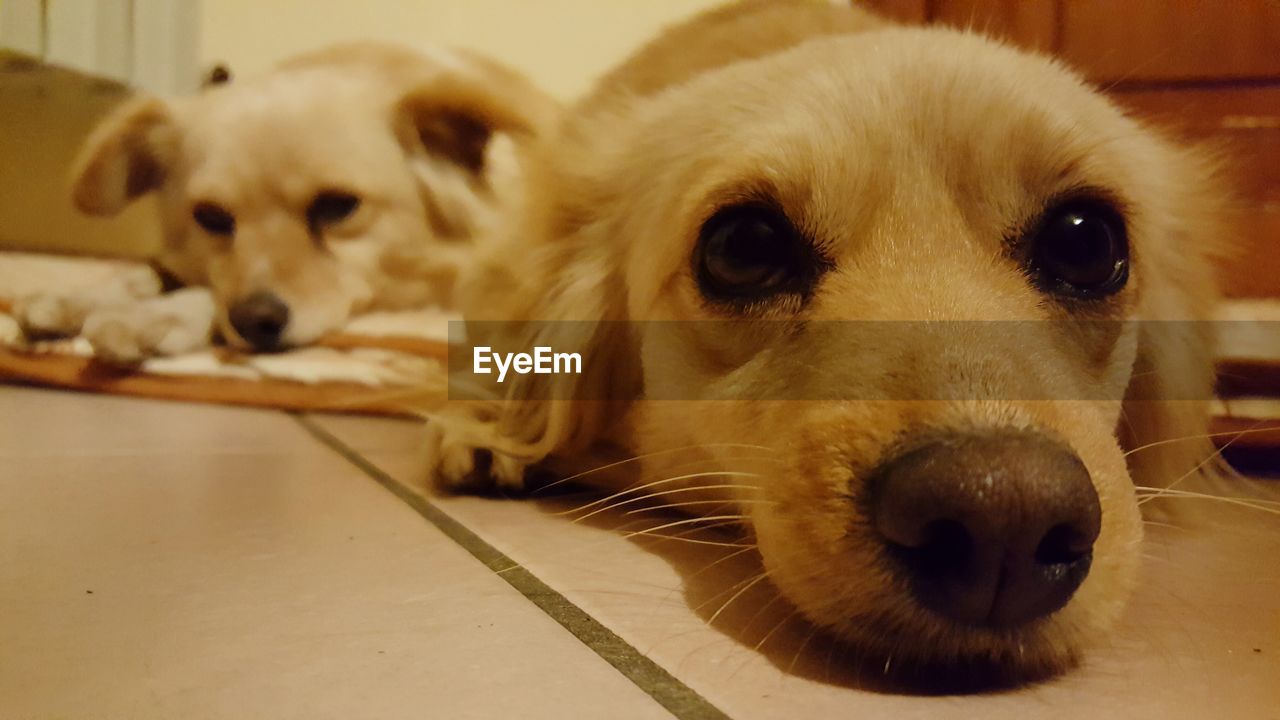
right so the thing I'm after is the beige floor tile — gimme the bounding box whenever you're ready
[0,389,672,720]
[0,386,321,457]
[311,416,1280,720]
[305,412,426,454]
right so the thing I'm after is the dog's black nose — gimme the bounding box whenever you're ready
[228,292,290,351]
[871,431,1101,628]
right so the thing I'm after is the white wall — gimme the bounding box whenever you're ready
[200,0,726,100]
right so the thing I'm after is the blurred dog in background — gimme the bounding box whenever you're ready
[17,43,557,363]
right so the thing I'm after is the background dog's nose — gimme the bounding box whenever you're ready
[871,431,1101,628]
[228,292,290,351]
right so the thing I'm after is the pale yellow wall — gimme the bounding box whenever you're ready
[200,0,726,100]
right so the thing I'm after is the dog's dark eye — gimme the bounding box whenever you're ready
[193,203,235,236]
[696,204,816,302]
[1027,200,1128,298]
[307,191,361,233]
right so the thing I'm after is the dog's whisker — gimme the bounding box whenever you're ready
[1123,424,1280,457]
[728,589,788,651]
[567,483,764,524]
[707,572,772,626]
[1135,488,1280,515]
[679,545,758,583]
[560,475,761,520]
[788,621,821,676]
[532,443,779,495]
[689,570,775,615]
[660,519,745,541]
[751,606,800,655]
[624,530,755,548]
[725,601,799,682]
[1136,426,1246,503]
[1134,486,1280,505]
[623,498,775,515]
[625,515,751,538]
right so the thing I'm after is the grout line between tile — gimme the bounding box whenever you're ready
[293,413,732,720]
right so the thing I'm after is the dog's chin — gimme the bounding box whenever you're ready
[754,524,1110,689]
[813,606,1083,691]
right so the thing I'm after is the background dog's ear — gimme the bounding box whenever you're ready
[391,53,560,238]
[71,96,180,216]
[394,52,558,172]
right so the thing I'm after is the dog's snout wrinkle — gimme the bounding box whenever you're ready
[228,291,291,352]
[871,431,1101,628]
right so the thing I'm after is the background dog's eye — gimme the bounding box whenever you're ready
[193,203,235,236]
[696,204,815,301]
[1028,200,1129,298]
[307,191,361,233]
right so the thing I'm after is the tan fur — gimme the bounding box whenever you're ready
[23,43,557,361]
[428,0,1226,679]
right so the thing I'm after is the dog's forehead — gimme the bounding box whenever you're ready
[184,69,383,142]
[176,70,405,201]
[655,29,1134,200]
[648,28,1151,252]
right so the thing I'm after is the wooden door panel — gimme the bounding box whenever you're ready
[1214,208,1280,298]
[1058,1,1280,82]
[1112,87,1280,203]
[929,0,1059,52]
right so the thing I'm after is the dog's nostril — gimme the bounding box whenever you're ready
[1035,523,1091,566]
[255,315,282,337]
[893,518,971,573]
[228,292,290,352]
[871,431,1102,628]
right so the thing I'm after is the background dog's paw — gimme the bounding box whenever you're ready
[14,293,90,339]
[13,267,164,342]
[424,421,529,493]
[82,288,216,366]
[82,312,151,366]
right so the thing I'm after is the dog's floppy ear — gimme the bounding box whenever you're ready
[443,157,642,475]
[1119,143,1231,493]
[70,96,180,216]
[391,52,560,238]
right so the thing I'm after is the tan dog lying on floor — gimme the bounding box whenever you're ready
[16,43,557,364]
[428,0,1228,683]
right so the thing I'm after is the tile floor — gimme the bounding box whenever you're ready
[2,386,1278,719]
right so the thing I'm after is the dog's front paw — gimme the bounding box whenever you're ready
[14,266,164,341]
[82,288,216,366]
[424,419,530,493]
[14,293,91,339]
[82,313,151,365]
